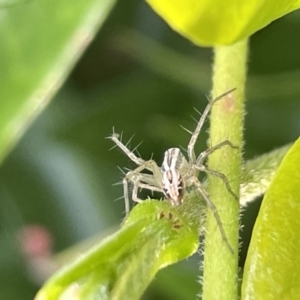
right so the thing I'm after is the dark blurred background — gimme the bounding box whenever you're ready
[1,0,300,299]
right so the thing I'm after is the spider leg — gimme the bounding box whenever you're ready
[122,160,163,214]
[194,165,238,201]
[108,130,145,166]
[191,176,234,254]
[131,181,163,202]
[126,160,163,185]
[196,140,238,165]
[124,174,163,214]
[136,183,163,194]
[122,176,131,214]
[187,88,236,163]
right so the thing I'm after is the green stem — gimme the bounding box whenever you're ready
[202,39,248,300]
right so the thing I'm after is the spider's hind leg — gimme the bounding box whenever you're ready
[193,140,239,201]
[191,176,234,254]
[194,165,238,201]
[204,167,238,200]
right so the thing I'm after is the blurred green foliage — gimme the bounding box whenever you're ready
[0,0,300,299]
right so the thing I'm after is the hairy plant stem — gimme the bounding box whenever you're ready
[202,39,248,300]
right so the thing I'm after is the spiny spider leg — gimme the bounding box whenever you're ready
[122,160,163,214]
[190,176,234,254]
[193,141,239,199]
[133,173,163,188]
[131,182,163,203]
[109,132,145,166]
[127,173,163,195]
[194,165,238,201]
[187,88,236,163]
[135,183,163,194]
[196,140,238,165]
[122,177,131,213]
[125,160,162,186]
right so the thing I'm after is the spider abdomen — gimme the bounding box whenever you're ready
[162,169,184,206]
[161,148,187,206]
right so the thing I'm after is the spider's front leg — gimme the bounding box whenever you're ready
[190,176,234,254]
[123,160,163,214]
[187,88,236,163]
[131,180,164,203]
[108,130,145,166]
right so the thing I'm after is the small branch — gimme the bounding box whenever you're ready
[202,39,248,300]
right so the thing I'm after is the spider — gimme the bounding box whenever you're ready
[108,88,238,251]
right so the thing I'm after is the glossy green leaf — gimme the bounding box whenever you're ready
[0,0,115,163]
[35,199,199,300]
[146,0,300,46]
[241,138,300,299]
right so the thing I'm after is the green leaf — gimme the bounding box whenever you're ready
[0,0,28,8]
[241,138,300,299]
[240,143,292,206]
[35,199,199,300]
[0,0,116,164]
[146,0,300,46]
